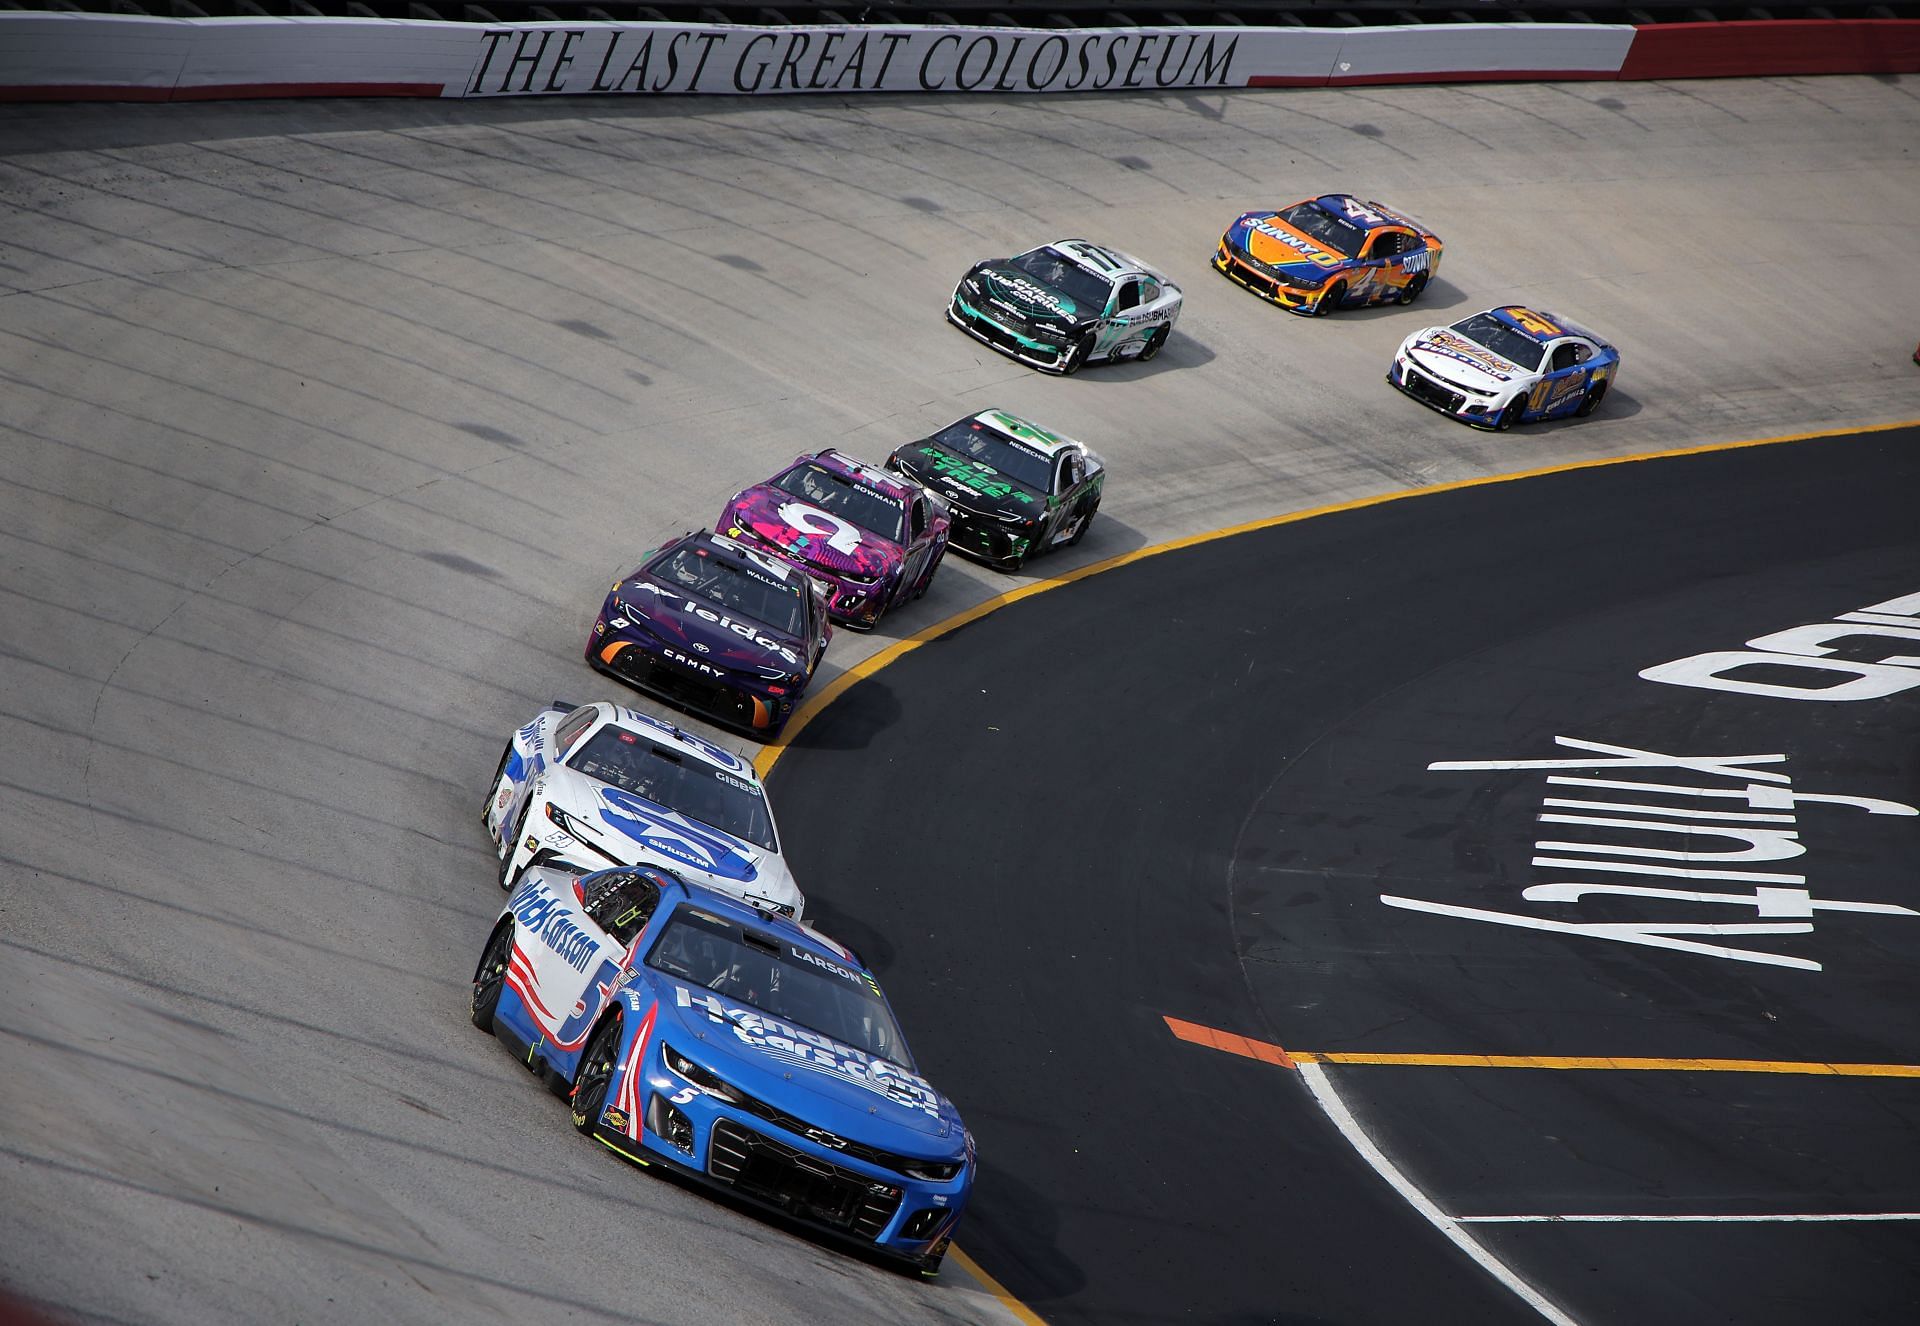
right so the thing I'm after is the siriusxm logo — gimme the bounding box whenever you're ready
[598,787,757,882]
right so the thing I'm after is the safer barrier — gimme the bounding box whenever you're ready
[0,13,1915,103]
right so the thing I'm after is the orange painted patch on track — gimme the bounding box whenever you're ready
[1163,1016,1920,1078]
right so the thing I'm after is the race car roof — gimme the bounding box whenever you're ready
[1494,305,1611,348]
[970,408,1085,458]
[1316,194,1428,234]
[1046,237,1166,285]
[810,449,917,503]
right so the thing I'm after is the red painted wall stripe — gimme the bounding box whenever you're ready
[1619,19,1920,80]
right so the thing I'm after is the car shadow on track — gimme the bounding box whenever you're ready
[1095,331,1217,379]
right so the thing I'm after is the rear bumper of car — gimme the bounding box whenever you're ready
[586,621,797,737]
[587,1067,968,1271]
[1212,244,1321,315]
[947,295,1074,373]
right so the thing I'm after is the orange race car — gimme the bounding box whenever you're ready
[1213,194,1442,316]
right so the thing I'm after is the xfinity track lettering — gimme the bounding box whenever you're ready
[1641,588,1920,701]
[1382,736,1919,972]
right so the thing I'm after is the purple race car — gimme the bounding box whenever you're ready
[587,531,831,739]
[717,450,952,631]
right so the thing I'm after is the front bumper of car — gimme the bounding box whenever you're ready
[585,1045,970,1273]
[1386,355,1508,430]
[942,504,1039,571]
[585,605,803,737]
[947,292,1077,373]
[1212,241,1327,315]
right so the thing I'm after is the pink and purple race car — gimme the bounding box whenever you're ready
[718,450,951,631]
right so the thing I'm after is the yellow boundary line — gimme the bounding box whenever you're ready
[754,415,1919,782]
[1164,1015,1920,1077]
[750,415,1920,1319]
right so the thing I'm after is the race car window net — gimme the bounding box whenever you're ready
[771,463,906,543]
[1007,247,1110,312]
[928,421,1053,495]
[1451,312,1547,371]
[648,545,808,637]
[647,906,912,1069]
[566,727,778,852]
[1275,202,1367,258]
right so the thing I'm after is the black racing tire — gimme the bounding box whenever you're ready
[470,922,513,1032]
[570,1018,622,1134]
[480,742,512,825]
[1400,274,1428,306]
[499,800,530,889]
[1315,281,1347,316]
[914,546,946,600]
[1494,399,1522,432]
[1066,499,1099,547]
[1061,332,1095,375]
[1575,382,1607,418]
[1137,326,1169,362]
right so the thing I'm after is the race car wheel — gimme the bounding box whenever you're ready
[570,1018,622,1134]
[1137,326,1169,362]
[480,742,512,826]
[1061,332,1096,375]
[470,922,513,1032]
[914,546,946,600]
[499,801,530,889]
[1494,399,1522,432]
[1066,499,1098,547]
[1400,274,1428,306]
[1315,282,1347,316]
[1575,382,1608,418]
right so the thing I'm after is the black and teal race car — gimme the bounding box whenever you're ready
[885,410,1104,572]
[947,239,1182,375]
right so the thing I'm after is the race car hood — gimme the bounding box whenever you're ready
[1403,327,1527,391]
[889,440,1046,524]
[719,485,902,581]
[654,980,967,1150]
[543,767,802,912]
[966,261,1094,328]
[1228,212,1350,280]
[615,573,808,672]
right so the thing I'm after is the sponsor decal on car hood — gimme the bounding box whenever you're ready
[621,579,806,669]
[585,782,764,882]
[894,443,1040,521]
[1234,214,1346,275]
[974,262,1082,321]
[665,982,963,1142]
[1407,329,1524,388]
[720,486,900,580]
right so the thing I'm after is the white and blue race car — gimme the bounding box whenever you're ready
[1389,304,1620,431]
[481,701,804,918]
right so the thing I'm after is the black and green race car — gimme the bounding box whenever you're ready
[885,410,1104,572]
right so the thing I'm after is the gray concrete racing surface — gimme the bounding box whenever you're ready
[0,76,1916,1324]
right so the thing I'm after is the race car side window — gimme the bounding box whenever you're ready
[1058,452,1085,494]
[910,496,928,539]
[554,706,598,755]
[1111,280,1141,313]
[1138,277,1160,304]
[1550,343,1580,372]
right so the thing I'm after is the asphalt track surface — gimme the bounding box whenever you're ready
[2,76,1918,1325]
[770,427,1920,1325]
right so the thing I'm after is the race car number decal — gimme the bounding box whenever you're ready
[1504,308,1565,338]
[777,502,864,554]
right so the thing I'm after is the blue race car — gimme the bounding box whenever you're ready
[471,862,973,1276]
[587,531,832,739]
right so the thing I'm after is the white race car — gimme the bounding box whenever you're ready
[481,701,804,918]
[948,238,1184,374]
[1388,304,1621,431]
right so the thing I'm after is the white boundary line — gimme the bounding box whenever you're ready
[1297,1061,1582,1326]
[1459,1213,1920,1223]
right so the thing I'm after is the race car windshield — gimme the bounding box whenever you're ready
[1274,203,1368,258]
[649,545,807,637]
[1007,248,1111,312]
[567,727,778,851]
[1452,313,1547,371]
[927,420,1053,495]
[647,907,913,1069]
[771,463,906,543]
